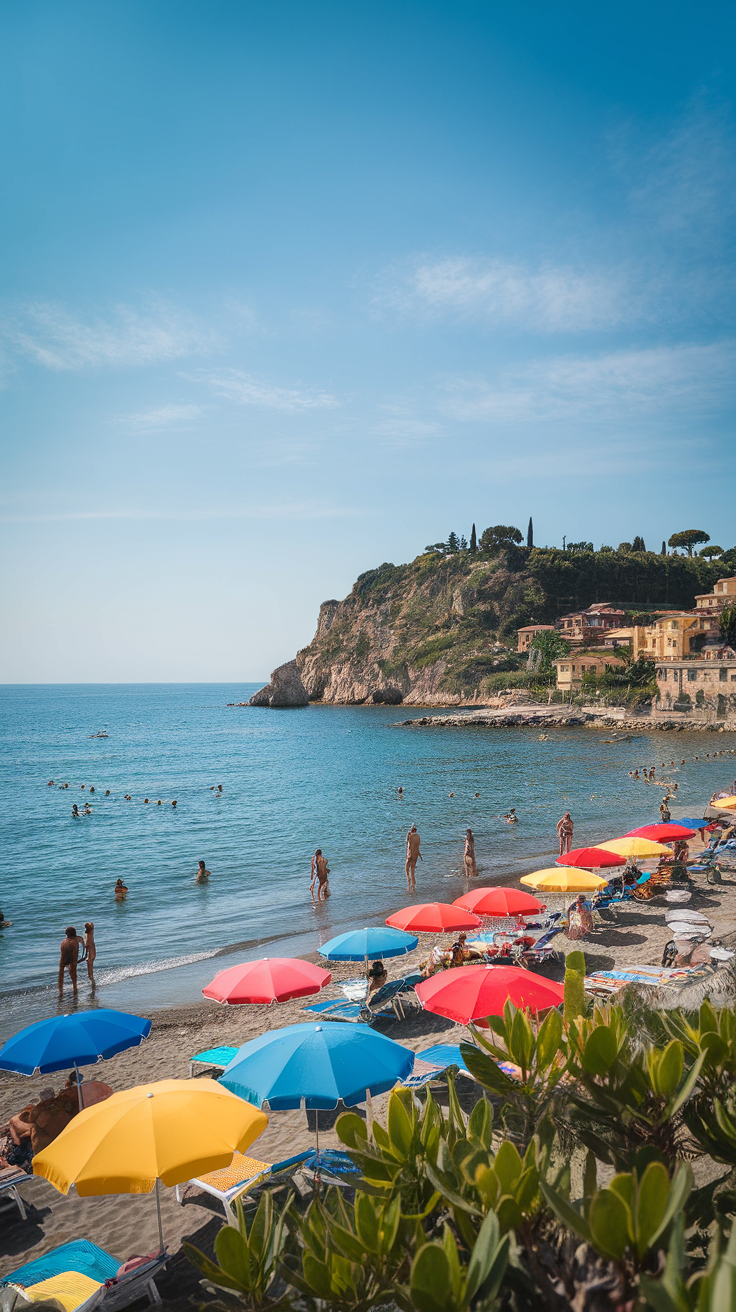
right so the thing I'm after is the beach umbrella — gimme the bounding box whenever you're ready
[220,1022,413,1112]
[713,796,736,811]
[521,868,607,892]
[202,958,331,1005]
[318,928,418,961]
[33,1079,267,1250]
[453,887,544,917]
[557,847,626,869]
[627,824,696,842]
[676,817,710,831]
[415,965,564,1025]
[385,903,481,933]
[0,1010,151,1109]
[596,837,672,859]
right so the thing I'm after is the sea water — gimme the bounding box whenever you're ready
[0,683,732,1038]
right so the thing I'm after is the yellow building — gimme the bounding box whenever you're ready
[632,612,718,661]
[516,624,556,653]
[554,652,627,691]
[694,576,736,613]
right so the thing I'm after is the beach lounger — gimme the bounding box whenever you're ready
[13,1270,104,1312]
[174,1149,312,1216]
[302,975,422,1024]
[411,1043,520,1084]
[189,1044,239,1076]
[2,1241,168,1311]
[0,1166,30,1220]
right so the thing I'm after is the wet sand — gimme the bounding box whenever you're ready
[2,857,735,1308]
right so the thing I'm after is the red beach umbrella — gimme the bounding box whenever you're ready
[557,846,625,869]
[203,957,332,1005]
[453,887,544,917]
[386,903,481,933]
[626,823,696,842]
[415,965,564,1025]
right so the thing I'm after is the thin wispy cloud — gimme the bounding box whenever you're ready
[0,501,361,524]
[116,403,204,430]
[441,340,736,424]
[375,256,636,332]
[203,368,339,411]
[1,300,215,372]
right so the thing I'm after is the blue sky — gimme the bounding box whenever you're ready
[1,0,735,681]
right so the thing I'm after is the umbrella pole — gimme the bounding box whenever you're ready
[365,1089,373,1135]
[155,1178,164,1253]
[74,1062,83,1112]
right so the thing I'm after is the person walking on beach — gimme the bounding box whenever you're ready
[83,922,96,980]
[406,825,422,890]
[557,811,574,855]
[58,926,80,995]
[310,849,330,900]
[463,828,477,878]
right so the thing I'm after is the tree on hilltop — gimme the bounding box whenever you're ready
[479,524,522,554]
[469,523,477,553]
[700,544,723,559]
[668,528,710,557]
[631,535,646,552]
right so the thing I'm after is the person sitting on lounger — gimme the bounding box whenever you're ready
[366,960,388,994]
[449,933,469,967]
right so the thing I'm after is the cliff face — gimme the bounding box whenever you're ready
[296,553,531,705]
[292,547,726,707]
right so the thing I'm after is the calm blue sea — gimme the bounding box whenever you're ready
[0,684,732,1039]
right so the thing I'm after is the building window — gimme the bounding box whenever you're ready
[720,668,728,682]
[659,669,667,681]
[687,670,697,681]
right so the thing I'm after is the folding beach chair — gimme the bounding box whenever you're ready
[303,975,422,1024]
[0,1166,30,1220]
[2,1241,168,1311]
[174,1149,312,1216]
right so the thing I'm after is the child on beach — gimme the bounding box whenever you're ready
[84,922,96,979]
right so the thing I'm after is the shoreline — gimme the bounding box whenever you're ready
[395,704,736,731]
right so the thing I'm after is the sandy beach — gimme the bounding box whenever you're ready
[2,841,735,1307]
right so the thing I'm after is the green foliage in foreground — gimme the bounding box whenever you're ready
[185,990,736,1312]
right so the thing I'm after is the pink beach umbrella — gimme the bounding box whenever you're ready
[203,957,331,1005]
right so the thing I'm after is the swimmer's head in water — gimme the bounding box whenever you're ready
[90,787,95,793]
[172,800,177,806]
[65,926,77,937]
[157,800,162,805]
[144,798,149,803]
[105,790,110,795]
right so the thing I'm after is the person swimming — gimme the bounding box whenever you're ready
[72,803,80,817]
[114,878,128,900]
[195,860,210,884]
[172,800,177,807]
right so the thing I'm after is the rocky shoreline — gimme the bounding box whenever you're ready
[396,705,736,732]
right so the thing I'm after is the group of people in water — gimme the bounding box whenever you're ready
[49,779,224,812]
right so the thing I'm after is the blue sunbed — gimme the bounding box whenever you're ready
[3,1240,121,1287]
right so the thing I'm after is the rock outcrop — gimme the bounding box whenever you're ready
[249,660,309,708]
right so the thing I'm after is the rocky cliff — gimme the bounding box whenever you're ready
[295,552,533,705]
[260,546,726,708]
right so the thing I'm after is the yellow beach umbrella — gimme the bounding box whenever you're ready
[520,868,607,892]
[33,1078,267,1248]
[597,837,672,859]
[713,796,736,810]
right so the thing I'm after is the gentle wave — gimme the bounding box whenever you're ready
[93,950,221,986]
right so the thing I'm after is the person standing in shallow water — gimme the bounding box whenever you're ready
[405,825,422,890]
[310,849,330,899]
[84,922,96,980]
[58,927,80,995]
[557,811,574,855]
[463,828,477,878]
[195,860,210,884]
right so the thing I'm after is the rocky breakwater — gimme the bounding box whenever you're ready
[248,660,310,708]
[398,705,736,731]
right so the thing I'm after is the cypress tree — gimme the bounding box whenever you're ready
[470,523,477,553]
[661,541,666,555]
[527,516,534,549]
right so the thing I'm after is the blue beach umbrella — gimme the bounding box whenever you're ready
[0,1010,151,1106]
[318,927,418,961]
[675,817,708,829]
[219,1021,414,1111]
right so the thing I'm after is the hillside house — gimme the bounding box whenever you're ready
[555,603,626,646]
[554,651,627,691]
[632,612,720,661]
[694,576,736,614]
[516,624,556,653]
[654,658,736,720]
